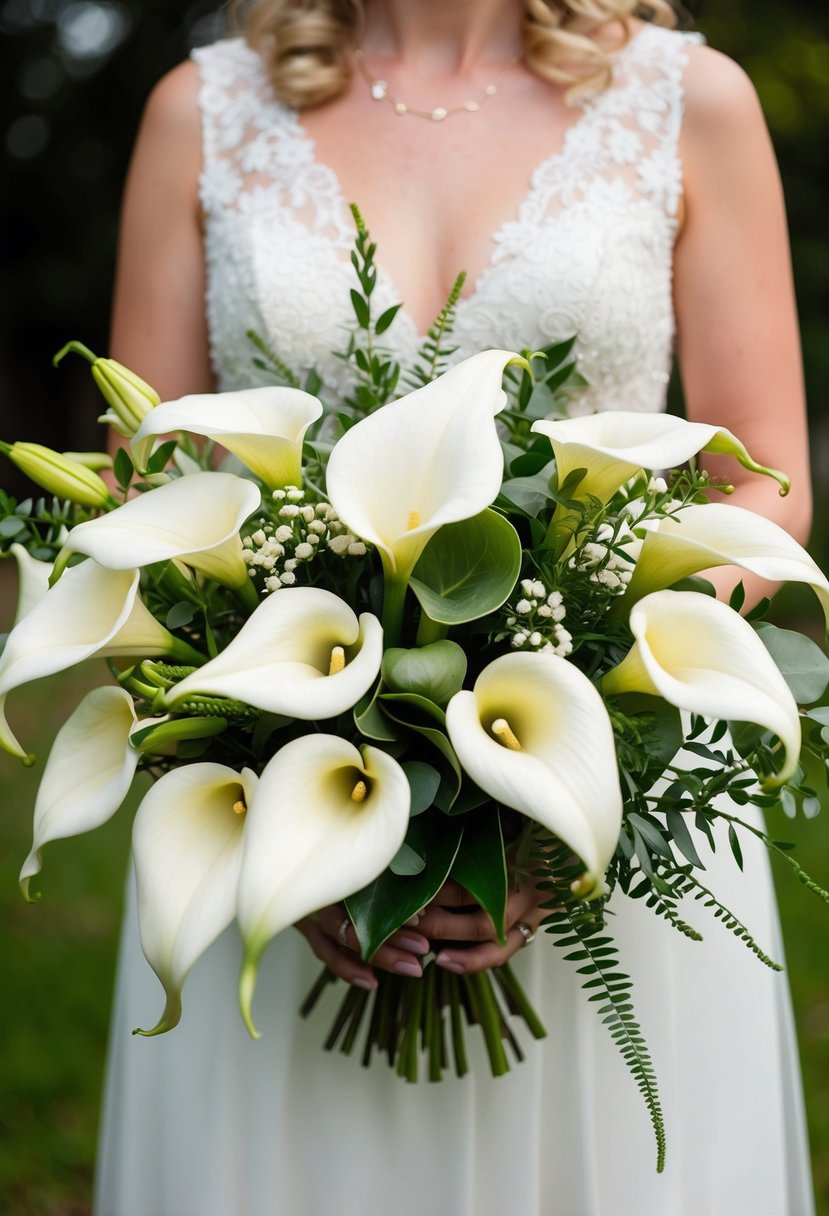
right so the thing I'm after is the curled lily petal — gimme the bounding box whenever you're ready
[326,350,521,583]
[0,561,176,760]
[603,590,801,786]
[446,652,623,894]
[237,734,410,1037]
[133,387,322,487]
[625,503,829,627]
[167,587,383,719]
[19,687,141,898]
[132,762,258,1036]
[10,544,53,624]
[59,471,261,588]
[532,412,789,505]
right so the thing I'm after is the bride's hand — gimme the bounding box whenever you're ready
[416,877,548,975]
[295,906,430,990]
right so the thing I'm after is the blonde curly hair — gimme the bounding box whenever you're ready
[227,1,681,110]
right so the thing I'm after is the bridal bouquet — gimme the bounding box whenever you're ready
[3,217,829,1170]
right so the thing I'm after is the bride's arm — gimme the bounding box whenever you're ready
[109,62,212,401]
[675,45,812,600]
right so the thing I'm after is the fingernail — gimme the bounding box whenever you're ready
[396,934,429,955]
[405,915,420,927]
[435,952,465,974]
[394,960,423,978]
[352,976,377,991]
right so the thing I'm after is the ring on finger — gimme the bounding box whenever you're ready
[337,916,351,947]
[515,920,536,947]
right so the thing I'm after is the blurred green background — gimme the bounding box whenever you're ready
[1,1,827,1213]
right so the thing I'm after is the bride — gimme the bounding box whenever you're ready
[95,1,815,1213]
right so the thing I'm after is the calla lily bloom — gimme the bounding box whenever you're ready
[0,559,196,760]
[237,734,410,1037]
[10,543,53,624]
[602,590,801,786]
[326,350,521,587]
[624,503,829,627]
[19,687,142,898]
[167,586,382,720]
[58,471,261,590]
[446,652,623,895]
[132,762,258,1036]
[133,386,322,488]
[531,412,789,506]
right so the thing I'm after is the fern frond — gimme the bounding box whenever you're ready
[629,875,703,942]
[404,271,467,388]
[246,329,300,387]
[665,866,783,970]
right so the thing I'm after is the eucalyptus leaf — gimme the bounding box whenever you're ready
[755,622,829,704]
[346,814,464,958]
[500,466,556,517]
[410,509,522,625]
[165,601,197,630]
[381,641,467,705]
[401,760,442,816]
[450,806,508,944]
[389,841,426,876]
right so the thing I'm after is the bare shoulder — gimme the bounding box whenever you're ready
[681,43,767,145]
[140,59,201,142]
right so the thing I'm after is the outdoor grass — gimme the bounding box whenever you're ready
[1,571,828,1215]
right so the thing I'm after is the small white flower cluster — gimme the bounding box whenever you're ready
[569,520,637,595]
[242,486,368,593]
[502,578,573,657]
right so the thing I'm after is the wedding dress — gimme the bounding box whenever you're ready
[95,26,815,1216]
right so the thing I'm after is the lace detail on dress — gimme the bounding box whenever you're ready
[193,25,704,412]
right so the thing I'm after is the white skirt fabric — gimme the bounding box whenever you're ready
[95,806,815,1216]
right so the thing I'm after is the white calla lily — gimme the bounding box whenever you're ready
[0,560,189,760]
[10,543,53,624]
[58,471,261,590]
[602,590,801,785]
[132,762,258,1036]
[237,734,410,1036]
[167,586,382,719]
[446,652,623,895]
[133,386,322,487]
[326,350,521,586]
[19,687,141,897]
[624,503,829,626]
[532,411,789,506]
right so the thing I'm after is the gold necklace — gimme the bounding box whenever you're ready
[353,48,520,122]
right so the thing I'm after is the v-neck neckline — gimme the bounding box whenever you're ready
[284,25,653,341]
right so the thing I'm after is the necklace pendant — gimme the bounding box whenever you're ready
[370,80,387,100]
[431,107,448,122]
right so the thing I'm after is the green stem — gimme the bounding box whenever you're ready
[466,972,509,1077]
[446,973,469,1078]
[53,340,98,367]
[166,635,209,667]
[415,612,449,647]
[234,575,261,613]
[382,573,409,648]
[494,962,547,1040]
[299,966,336,1018]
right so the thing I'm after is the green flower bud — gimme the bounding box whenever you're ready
[0,440,113,508]
[53,341,160,438]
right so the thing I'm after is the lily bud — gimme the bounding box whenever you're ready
[53,341,160,438]
[0,440,112,509]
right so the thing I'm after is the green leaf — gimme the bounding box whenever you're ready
[350,289,371,329]
[113,446,133,489]
[401,760,442,816]
[755,622,829,704]
[665,808,705,869]
[353,681,399,743]
[450,806,508,945]
[374,303,402,335]
[499,467,556,517]
[381,640,467,705]
[0,517,26,538]
[346,814,464,958]
[410,509,522,625]
[146,439,178,475]
[165,601,197,630]
[389,841,426,876]
[729,580,746,612]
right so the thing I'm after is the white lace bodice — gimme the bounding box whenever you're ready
[193,25,703,414]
